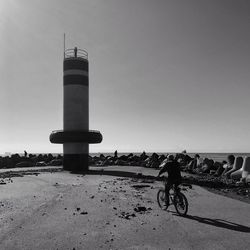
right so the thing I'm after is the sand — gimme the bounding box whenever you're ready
[0,166,249,250]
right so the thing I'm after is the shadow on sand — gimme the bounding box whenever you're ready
[173,213,250,233]
[73,169,193,188]
[73,169,156,180]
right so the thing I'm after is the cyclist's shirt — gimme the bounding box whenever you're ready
[159,160,182,182]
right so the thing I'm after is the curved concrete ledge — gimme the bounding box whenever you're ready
[50,130,102,144]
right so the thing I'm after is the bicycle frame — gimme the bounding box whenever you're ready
[157,177,189,215]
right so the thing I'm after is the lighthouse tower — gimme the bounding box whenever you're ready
[50,47,102,172]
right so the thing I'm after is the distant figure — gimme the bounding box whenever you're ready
[221,155,235,176]
[140,151,148,162]
[187,154,200,172]
[74,47,77,57]
[114,150,118,158]
[24,150,28,158]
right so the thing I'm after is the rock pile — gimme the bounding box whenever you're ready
[0,153,63,169]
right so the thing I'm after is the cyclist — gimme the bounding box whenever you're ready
[157,154,182,207]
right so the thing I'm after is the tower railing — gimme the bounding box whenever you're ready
[64,48,88,60]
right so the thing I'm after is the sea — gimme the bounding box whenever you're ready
[2,152,250,163]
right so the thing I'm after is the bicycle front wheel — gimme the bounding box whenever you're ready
[157,189,167,209]
[174,192,188,215]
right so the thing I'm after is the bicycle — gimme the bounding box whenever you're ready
[157,177,189,216]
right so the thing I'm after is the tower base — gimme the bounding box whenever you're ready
[49,130,102,173]
[63,154,89,172]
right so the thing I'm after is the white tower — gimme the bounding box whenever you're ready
[50,47,102,172]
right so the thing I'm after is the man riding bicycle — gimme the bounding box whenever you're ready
[157,154,182,207]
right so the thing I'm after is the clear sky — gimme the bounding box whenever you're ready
[0,0,249,154]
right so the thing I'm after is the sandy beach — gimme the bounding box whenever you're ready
[0,166,249,250]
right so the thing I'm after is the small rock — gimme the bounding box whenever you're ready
[80,211,88,215]
[132,184,151,189]
[134,206,147,213]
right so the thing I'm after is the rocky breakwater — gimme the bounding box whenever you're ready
[89,152,249,204]
[0,153,63,169]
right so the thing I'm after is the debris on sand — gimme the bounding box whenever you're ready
[134,206,152,213]
[116,177,129,181]
[119,211,136,220]
[80,211,88,215]
[0,168,62,180]
[183,175,250,202]
[0,178,14,184]
[134,206,147,213]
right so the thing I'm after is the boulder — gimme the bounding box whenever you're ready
[35,161,47,167]
[47,159,62,166]
[15,161,33,168]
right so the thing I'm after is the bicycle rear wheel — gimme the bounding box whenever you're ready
[157,189,168,209]
[174,192,188,215]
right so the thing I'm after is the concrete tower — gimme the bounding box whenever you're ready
[50,47,102,172]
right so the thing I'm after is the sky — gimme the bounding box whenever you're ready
[0,0,250,154]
